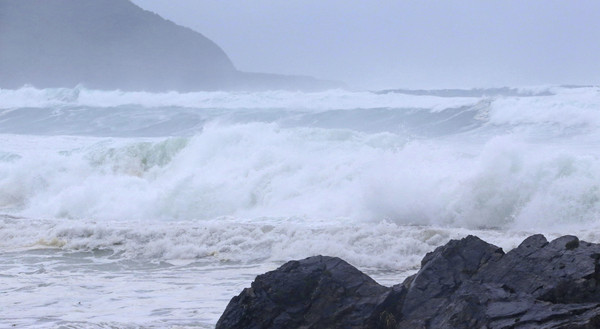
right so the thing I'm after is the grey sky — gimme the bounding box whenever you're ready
[132,0,600,89]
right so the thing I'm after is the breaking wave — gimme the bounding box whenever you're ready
[1,85,600,237]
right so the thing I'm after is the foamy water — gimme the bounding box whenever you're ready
[2,85,600,327]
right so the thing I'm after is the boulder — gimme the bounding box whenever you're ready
[217,235,600,329]
[216,255,404,329]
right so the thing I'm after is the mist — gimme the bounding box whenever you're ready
[0,0,340,92]
[133,0,600,89]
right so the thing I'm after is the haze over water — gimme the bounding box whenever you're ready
[133,0,600,89]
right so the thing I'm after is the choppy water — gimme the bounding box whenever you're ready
[2,85,600,327]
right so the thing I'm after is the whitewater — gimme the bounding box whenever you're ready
[2,85,600,328]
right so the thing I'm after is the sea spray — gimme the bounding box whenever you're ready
[2,86,600,328]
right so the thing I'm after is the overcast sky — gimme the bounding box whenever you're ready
[132,0,600,90]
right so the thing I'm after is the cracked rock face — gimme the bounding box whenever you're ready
[217,235,600,329]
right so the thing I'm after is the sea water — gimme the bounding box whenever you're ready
[2,85,600,328]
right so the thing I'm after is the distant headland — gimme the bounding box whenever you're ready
[0,0,342,92]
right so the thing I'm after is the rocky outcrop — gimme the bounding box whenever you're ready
[0,0,340,91]
[216,256,404,329]
[217,235,600,329]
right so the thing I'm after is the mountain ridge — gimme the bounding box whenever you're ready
[0,0,341,91]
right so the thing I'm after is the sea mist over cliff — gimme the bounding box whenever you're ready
[0,0,340,91]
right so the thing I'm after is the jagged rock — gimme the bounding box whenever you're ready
[216,255,404,329]
[475,234,600,304]
[398,235,600,329]
[217,235,600,329]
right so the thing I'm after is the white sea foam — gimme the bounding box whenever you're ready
[0,85,479,110]
[1,121,600,230]
[2,85,600,328]
[2,213,598,328]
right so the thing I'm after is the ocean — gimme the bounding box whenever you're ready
[2,85,600,328]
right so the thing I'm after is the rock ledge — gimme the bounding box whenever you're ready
[217,235,600,329]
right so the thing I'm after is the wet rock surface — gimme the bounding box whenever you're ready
[217,235,600,329]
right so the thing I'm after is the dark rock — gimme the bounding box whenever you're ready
[400,236,504,318]
[216,255,404,329]
[474,234,600,304]
[217,235,600,329]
